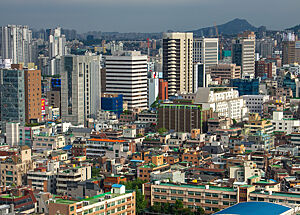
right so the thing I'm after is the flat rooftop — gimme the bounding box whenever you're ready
[214,202,292,215]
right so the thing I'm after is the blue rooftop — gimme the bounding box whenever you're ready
[62,145,72,150]
[112,184,124,188]
[214,202,292,215]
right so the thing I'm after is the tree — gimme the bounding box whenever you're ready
[135,186,147,215]
[91,167,100,177]
[195,207,205,215]
[158,127,167,134]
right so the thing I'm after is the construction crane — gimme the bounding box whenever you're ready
[214,22,223,60]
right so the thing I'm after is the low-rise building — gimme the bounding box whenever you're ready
[49,185,136,215]
[56,165,92,195]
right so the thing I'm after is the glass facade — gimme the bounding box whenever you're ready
[0,69,25,124]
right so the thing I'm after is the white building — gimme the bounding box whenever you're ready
[194,87,247,121]
[5,122,20,147]
[49,27,67,59]
[0,25,32,65]
[193,38,218,71]
[243,95,270,115]
[162,32,193,95]
[232,34,256,79]
[272,111,300,134]
[148,77,159,108]
[105,51,148,110]
[61,53,101,125]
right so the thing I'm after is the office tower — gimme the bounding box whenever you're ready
[193,38,219,68]
[193,63,207,92]
[282,33,300,65]
[61,54,101,125]
[24,68,42,123]
[282,41,295,65]
[232,31,256,79]
[105,51,148,111]
[0,25,32,65]
[158,101,212,133]
[159,79,168,100]
[209,64,241,82]
[0,64,25,125]
[101,93,123,117]
[256,39,274,58]
[163,32,193,95]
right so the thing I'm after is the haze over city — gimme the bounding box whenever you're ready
[0,0,300,32]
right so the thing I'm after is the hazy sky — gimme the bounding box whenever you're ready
[0,0,299,33]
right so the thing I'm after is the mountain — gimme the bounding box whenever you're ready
[286,24,300,32]
[191,18,257,37]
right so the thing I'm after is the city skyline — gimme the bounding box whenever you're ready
[0,0,300,33]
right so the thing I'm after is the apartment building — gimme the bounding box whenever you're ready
[243,95,270,115]
[56,165,92,195]
[144,182,300,214]
[163,32,193,95]
[27,161,59,193]
[49,185,136,215]
[86,138,131,158]
[0,146,34,186]
[32,134,66,150]
[194,87,247,121]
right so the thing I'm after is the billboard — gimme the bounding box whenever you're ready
[41,99,46,115]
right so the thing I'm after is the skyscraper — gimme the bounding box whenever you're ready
[24,67,42,124]
[105,51,148,111]
[48,27,67,76]
[0,64,25,125]
[281,33,300,65]
[232,31,256,79]
[0,25,32,65]
[163,32,193,95]
[193,38,218,67]
[61,54,101,125]
[49,27,66,59]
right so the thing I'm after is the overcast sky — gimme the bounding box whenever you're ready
[0,0,299,33]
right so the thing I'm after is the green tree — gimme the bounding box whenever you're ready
[91,167,100,177]
[135,186,147,214]
[158,127,167,134]
[195,207,205,215]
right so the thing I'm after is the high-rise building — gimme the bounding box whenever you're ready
[148,72,159,108]
[193,38,218,68]
[0,64,25,125]
[0,25,32,65]
[232,32,256,79]
[193,63,207,92]
[24,68,42,123]
[105,51,148,111]
[282,41,296,65]
[61,54,101,125]
[48,27,66,59]
[163,32,193,95]
[159,79,168,100]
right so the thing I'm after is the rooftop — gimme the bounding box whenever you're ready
[159,183,235,192]
[214,202,292,215]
